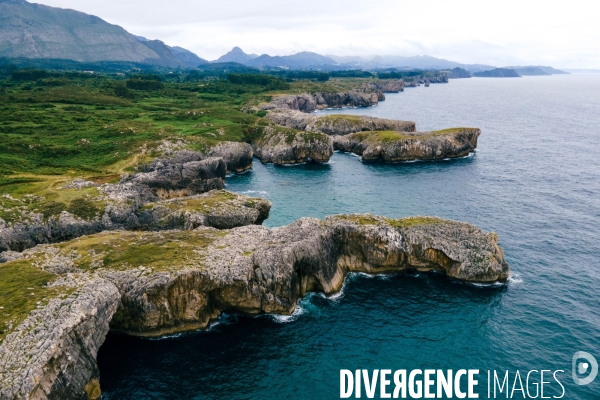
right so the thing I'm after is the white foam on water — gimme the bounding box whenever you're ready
[148,333,183,341]
[508,273,523,285]
[269,300,307,323]
[467,281,506,288]
[238,190,268,196]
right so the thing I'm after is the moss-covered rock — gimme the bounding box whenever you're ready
[333,128,481,162]
[265,109,416,136]
[0,189,270,253]
[252,126,333,164]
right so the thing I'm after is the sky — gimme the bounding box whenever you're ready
[33,0,600,68]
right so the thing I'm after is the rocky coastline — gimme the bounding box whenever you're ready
[0,212,508,399]
[265,109,416,136]
[251,126,333,164]
[250,77,478,165]
[261,91,383,113]
[0,148,267,254]
[0,79,497,400]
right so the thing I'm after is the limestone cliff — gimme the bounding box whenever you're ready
[0,213,509,398]
[262,91,382,113]
[364,79,405,93]
[251,126,333,164]
[206,142,253,173]
[265,109,416,136]
[333,128,480,162]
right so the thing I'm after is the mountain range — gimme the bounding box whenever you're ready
[0,0,568,74]
[0,0,207,68]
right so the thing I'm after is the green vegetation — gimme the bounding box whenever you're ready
[338,214,446,228]
[315,114,364,127]
[0,182,106,224]
[386,216,445,228]
[339,214,379,225]
[227,73,290,89]
[142,190,242,213]
[377,70,442,81]
[19,229,221,272]
[0,65,389,216]
[256,126,329,146]
[348,128,473,144]
[0,260,68,343]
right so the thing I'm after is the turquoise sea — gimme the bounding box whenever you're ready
[98,75,600,399]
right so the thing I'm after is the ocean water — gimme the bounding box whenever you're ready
[98,75,600,399]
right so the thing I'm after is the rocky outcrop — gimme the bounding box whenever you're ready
[265,109,416,136]
[135,190,271,230]
[0,189,271,253]
[364,79,404,93]
[333,128,480,162]
[129,152,226,199]
[262,91,382,113]
[423,74,448,83]
[0,213,509,398]
[252,126,333,164]
[206,142,253,173]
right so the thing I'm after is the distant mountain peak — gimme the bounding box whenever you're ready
[215,47,258,63]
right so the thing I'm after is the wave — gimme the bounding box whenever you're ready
[508,273,523,285]
[238,190,268,196]
[269,299,308,323]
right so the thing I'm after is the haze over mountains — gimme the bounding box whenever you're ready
[0,0,567,74]
[0,0,207,67]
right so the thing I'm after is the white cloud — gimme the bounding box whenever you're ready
[32,0,600,67]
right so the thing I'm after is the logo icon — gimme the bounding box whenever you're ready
[572,351,598,385]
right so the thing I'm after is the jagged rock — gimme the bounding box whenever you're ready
[136,190,271,230]
[0,278,120,400]
[129,152,226,199]
[206,141,253,173]
[252,126,333,164]
[364,79,404,93]
[0,213,104,253]
[333,128,480,162]
[262,91,381,112]
[62,179,99,189]
[265,109,416,136]
[0,190,270,254]
[0,213,509,399]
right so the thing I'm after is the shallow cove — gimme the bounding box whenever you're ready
[97,75,600,399]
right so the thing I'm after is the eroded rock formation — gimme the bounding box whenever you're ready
[0,189,270,254]
[265,109,416,136]
[364,79,405,93]
[0,213,509,399]
[262,91,382,113]
[251,126,333,164]
[333,128,480,162]
[206,141,253,173]
[0,146,270,255]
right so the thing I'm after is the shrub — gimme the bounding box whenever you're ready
[227,74,290,90]
[113,82,132,98]
[126,78,164,90]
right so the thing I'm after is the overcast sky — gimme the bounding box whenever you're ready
[33,0,600,68]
